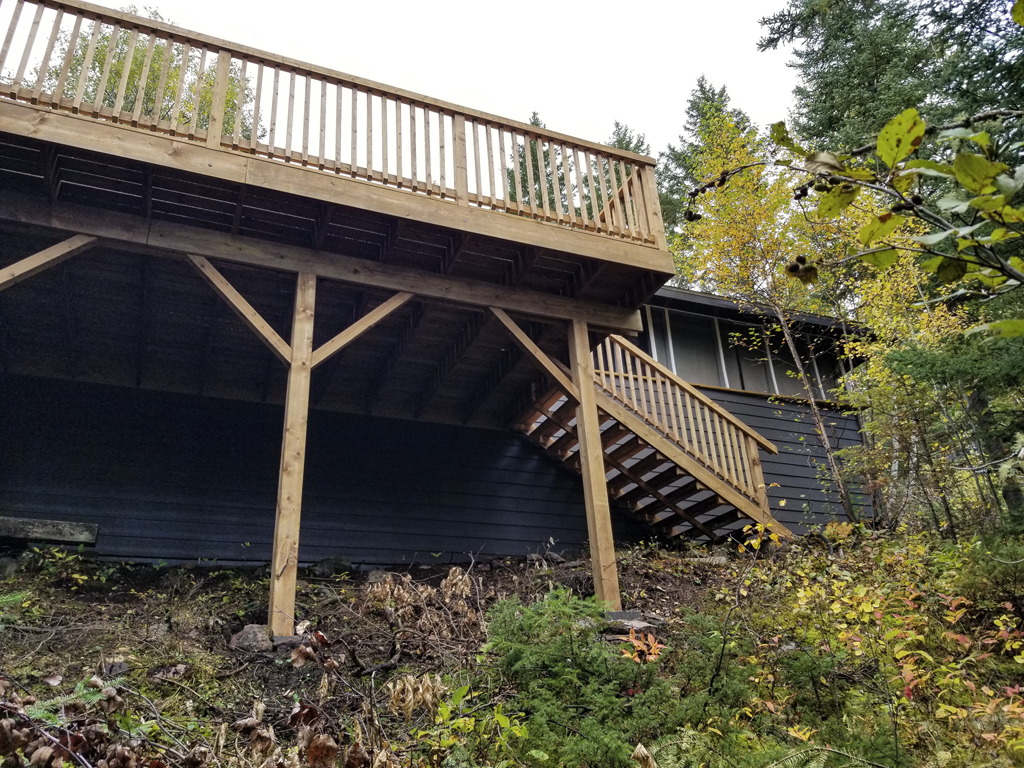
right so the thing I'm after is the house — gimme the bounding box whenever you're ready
[0,0,866,635]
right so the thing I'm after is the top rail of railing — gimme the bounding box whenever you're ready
[0,0,666,248]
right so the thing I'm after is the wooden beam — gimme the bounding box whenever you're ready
[0,516,98,543]
[568,318,621,611]
[187,255,292,365]
[365,301,425,413]
[310,290,414,369]
[268,272,317,637]
[0,234,97,291]
[490,308,580,402]
[414,311,486,418]
[0,191,644,332]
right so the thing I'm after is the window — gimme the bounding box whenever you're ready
[644,306,839,400]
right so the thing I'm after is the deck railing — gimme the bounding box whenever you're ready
[0,0,663,246]
[592,334,777,509]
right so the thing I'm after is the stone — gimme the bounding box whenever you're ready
[309,557,352,578]
[0,556,19,579]
[229,624,274,652]
[545,551,566,564]
[526,553,543,563]
[366,569,389,584]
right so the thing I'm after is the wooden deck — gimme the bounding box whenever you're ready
[0,0,671,274]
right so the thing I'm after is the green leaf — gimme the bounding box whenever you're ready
[936,194,970,214]
[528,750,550,761]
[953,153,1010,193]
[902,159,954,178]
[967,319,1024,338]
[937,258,968,283]
[970,269,1009,288]
[1013,0,1024,27]
[494,713,510,728]
[994,165,1024,196]
[920,256,944,273]
[938,128,990,147]
[815,185,859,219]
[968,195,1008,212]
[452,685,470,709]
[859,213,905,245]
[770,122,807,157]
[805,151,846,174]
[860,248,901,269]
[915,229,956,246]
[877,108,926,167]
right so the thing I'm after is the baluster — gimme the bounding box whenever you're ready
[231,57,246,148]
[632,166,652,242]
[284,68,295,161]
[186,47,206,139]
[573,148,589,231]
[524,134,540,218]
[267,66,279,156]
[131,33,156,126]
[550,143,565,224]
[634,360,650,418]
[380,94,388,182]
[11,1,44,99]
[333,81,342,171]
[249,61,263,151]
[409,102,417,191]
[0,0,27,81]
[686,394,706,462]
[511,130,525,214]
[395,97,403,187]
[349,85,357,176]
[486,124,496,209]
[728,425,744,489]
[453,113,468,205]
[670,385,690,452]
[112,27,139,121]
[301,72,310,165]
[535,138,551,220]
[438,109,446,196]
[365,89,372,180]
[703,407,722,473]
[498,127,510,211]
[92,22,121,117]
[52,14,82,108]
[602,337,615,392]
[617,162,636,237]
[423,106,432,194]
[716,414,735,483]
[472,120,483,206]
[32,8,64,105]
[317,79,326,169]
[597,155,618,236]
[613,340,631,409]
[736,430,752,493]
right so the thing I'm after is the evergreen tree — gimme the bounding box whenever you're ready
[759,0,1024,150]
[657,77,752,232]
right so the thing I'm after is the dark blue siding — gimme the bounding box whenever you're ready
[0,374,642,564]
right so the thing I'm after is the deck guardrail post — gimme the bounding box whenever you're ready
[453,113,469,207]
[206,49,232,148]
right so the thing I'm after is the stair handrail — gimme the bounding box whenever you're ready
[604,335,777,454]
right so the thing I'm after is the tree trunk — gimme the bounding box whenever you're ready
[966,389,1024,532]
[771,307,859,523]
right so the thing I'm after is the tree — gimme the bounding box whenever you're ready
[679,109,862,522]
[759,0,1024,151]
[657,77,751,232]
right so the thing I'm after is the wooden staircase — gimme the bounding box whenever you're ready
[516,334,793,543]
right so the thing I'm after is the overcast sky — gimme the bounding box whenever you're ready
[86,0,798,159]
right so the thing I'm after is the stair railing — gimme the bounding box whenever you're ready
[592,334,777,510]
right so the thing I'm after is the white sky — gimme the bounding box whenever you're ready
[91,0,799,159]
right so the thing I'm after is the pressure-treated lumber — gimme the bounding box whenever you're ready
[268,272,317,636]
[310,291,414,369]
[0,516,98,543]
[0,234,97,291]
[595,390,793,539]
[0,191,643,332]
[489,308,580,402]
[187,255,292,364]
[568,319,621,610]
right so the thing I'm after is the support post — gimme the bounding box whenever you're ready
[567,319,621,610]
[268,272,317,636]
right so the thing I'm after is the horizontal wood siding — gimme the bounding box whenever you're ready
[0,374,643,564]
[700,388,871,532]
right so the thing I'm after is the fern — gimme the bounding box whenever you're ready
[23,677,126,724]
[647,731,884,768]
[0,591,29,610]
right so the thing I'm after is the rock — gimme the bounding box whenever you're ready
[546,551,566,564]
[605,618,658,633]
[310,557,352,577]
[229,624,274,652]
[366,569,389,584]
[145,621,171,641]
[526,553,544,563]
[685,556,728,566]
[0,556,19,579]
